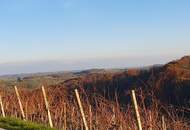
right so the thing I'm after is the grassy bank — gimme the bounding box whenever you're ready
[0,117,56,130]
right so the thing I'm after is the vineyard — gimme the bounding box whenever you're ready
[0,84,189,130]
[0,56,189,130]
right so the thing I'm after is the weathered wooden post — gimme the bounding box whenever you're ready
[75,89,89,130]
[63,103,67,130]
[131,90,142,130]
[14,86,25,120]
[0,95,5,117]
[162,115,166,130]
[89,105,92,130]
[148,110,152,130]
[41,86,53,128]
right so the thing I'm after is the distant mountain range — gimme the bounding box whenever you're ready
[0,65,163,80]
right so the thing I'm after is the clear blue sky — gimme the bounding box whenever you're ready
[0,0,190,74]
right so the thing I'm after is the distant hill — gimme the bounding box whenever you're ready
[0,56,189,107]
[163,56,190,80]
[48,56,190,108]
[153,56,190,106]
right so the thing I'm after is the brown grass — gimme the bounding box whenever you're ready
[0,84,189,130]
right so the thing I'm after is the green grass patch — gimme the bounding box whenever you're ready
[0,117,56,130]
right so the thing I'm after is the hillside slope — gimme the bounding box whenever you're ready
[154,56,190,106]
[0,56,189,129]
[53,56,190,107]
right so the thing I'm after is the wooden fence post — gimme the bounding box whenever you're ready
[0,95,5,117]
[131,90,142,130]
[14,86,25,120]
[74,89,89,130]
[41,86,53,128]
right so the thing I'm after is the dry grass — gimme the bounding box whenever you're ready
[0,85,189,130]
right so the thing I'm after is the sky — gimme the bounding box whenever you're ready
[0,0,190,75]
